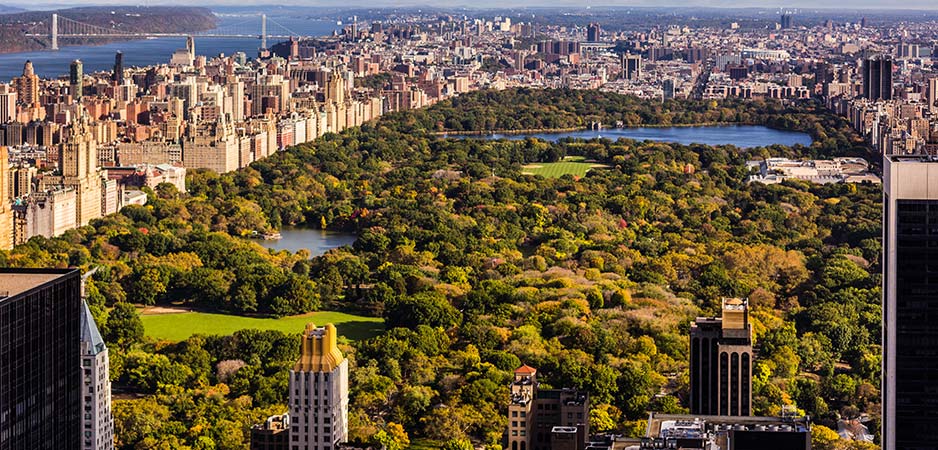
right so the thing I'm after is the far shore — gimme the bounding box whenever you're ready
[434,122,799,137]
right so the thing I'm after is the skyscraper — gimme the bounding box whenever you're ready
[622,53,642,81]
[506,364,590,450]
[927,77,938,113]
[0,84,16,123]
[288,323,349,450]
[587,23,601,42]
[689,298,753,416]
[39,115,102,227]
[112,52,124,86]
[862,56,893,101]
[0,146,12,250]
[80,300,114,450]
[780,13,793,29]
[70,60,83,101]
[882,155,938,448]
[0,268,82,450]
[15,60,40,107]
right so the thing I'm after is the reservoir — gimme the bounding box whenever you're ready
[0,15,340,80]
[448,125,813,149]
[255,227,357,257]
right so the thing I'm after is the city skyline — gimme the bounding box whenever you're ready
[0,2,932,448]
[7,1,938,10]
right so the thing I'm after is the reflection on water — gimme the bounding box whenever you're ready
[447,125,813,149]
[255,227,357,257]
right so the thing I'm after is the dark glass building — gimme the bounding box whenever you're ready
[862,56,893,101]
[883,156,938,449]
[689,298,752,417]
[0,268,82,450]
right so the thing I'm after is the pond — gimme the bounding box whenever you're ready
[255,227,357,257]
[446,125,813,149]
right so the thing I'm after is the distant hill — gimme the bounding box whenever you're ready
[0,6,217,54]
[0,4,26,14]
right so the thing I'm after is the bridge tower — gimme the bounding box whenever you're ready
[261,14,267,49]
[51,13,58,50]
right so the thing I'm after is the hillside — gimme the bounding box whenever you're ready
[0,6,217,54]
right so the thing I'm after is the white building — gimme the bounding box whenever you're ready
[288,323,349,450]
[80,301,113,450]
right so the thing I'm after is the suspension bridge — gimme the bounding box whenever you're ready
[24,14,307,51]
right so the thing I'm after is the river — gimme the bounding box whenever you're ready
[446,125,813,148]
[0,15,340,81]
[255,227,357,257]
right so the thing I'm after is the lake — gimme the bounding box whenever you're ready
[255,228,357,257]
[447,125,813,149]
[0,15,340,81]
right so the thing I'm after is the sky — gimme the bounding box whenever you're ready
[8,0,938,10]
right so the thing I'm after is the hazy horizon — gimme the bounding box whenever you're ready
[6,1,938,11]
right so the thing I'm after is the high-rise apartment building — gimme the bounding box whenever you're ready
[507,365,590,450]
[0,268,82,450]
[927,77,938,113]
[862,56,893,101]
[80,301,114,450]
[40,116,102,226]
[0,84,16,123]
[288,324,349,450]
[622,53,642,81]
[586,23,601,42]
[0,146,12,250]
[882,155,938,448]
[70,60,84,101]
[689,298,753,416]
[15,61,40,107]
[112,52,124,86]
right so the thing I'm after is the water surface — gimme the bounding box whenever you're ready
[255,227,356,257]
[447,125,813,149]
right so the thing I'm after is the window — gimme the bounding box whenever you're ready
[512,411,518,417]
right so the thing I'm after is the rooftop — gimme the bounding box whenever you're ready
[0,269,78,299]
[886,154,938,163]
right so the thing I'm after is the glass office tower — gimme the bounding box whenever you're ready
[0,268,82,450]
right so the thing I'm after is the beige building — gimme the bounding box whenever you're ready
[289,324,349,450]
[182,118,240,174]
[0,147,12,250]
[19,187,78,242]
[41,118,102,227]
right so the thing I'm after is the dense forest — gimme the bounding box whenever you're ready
[0,89,881,449]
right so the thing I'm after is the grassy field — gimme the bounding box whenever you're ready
[140,310,385,342]
[522,156,606,178]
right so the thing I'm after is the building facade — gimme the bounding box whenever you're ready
[0,146,12,250]
[862,56,893,101]
[251,413,290,450]
[80,301,113,450]
[507,365,590,450]
[689,298,753,417]
[882,155,938,449]
[288,323,349,450]
[0,268,82,450]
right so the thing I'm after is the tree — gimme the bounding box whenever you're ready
[811,425,841,450]
[441,438,475,450]
[590,404,622,433]
[105,302,144,349]
[385,291,462,329]
[373,423,410,450]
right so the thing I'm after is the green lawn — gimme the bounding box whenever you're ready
[522,156,606,178]
[141,310,385,342]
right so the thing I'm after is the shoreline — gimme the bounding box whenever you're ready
[435,122,806,137]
